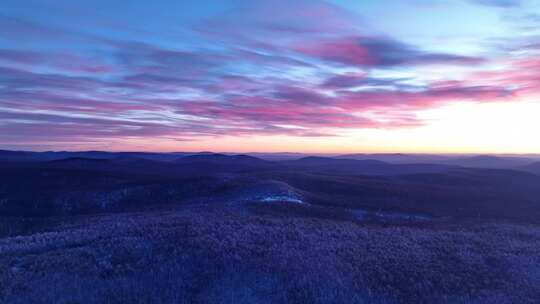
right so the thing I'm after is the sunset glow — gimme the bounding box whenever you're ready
[2,0,540,153]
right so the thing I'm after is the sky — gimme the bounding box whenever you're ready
[1,0,540,153]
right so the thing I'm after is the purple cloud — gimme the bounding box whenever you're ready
[294,36,484,68]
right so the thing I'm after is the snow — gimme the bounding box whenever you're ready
[261,196,305,204]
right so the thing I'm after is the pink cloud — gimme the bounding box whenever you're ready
[1,0,536,147]
[295,38,375,67]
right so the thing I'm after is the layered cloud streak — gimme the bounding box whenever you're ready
[0,0,538,149]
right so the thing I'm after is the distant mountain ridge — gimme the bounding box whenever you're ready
[177,153,269,165]
[0,150,195,162]
[2,150,540,223]
[339,153,539,169]
[288,156,388,166]
[338,153,454,164]
[443,155,535,168]
[281,156,458,176]
[1,150,540,173]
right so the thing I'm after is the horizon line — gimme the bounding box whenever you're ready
[2,149,540,157]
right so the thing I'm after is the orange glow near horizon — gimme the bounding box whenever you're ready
[37,100,537,154]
